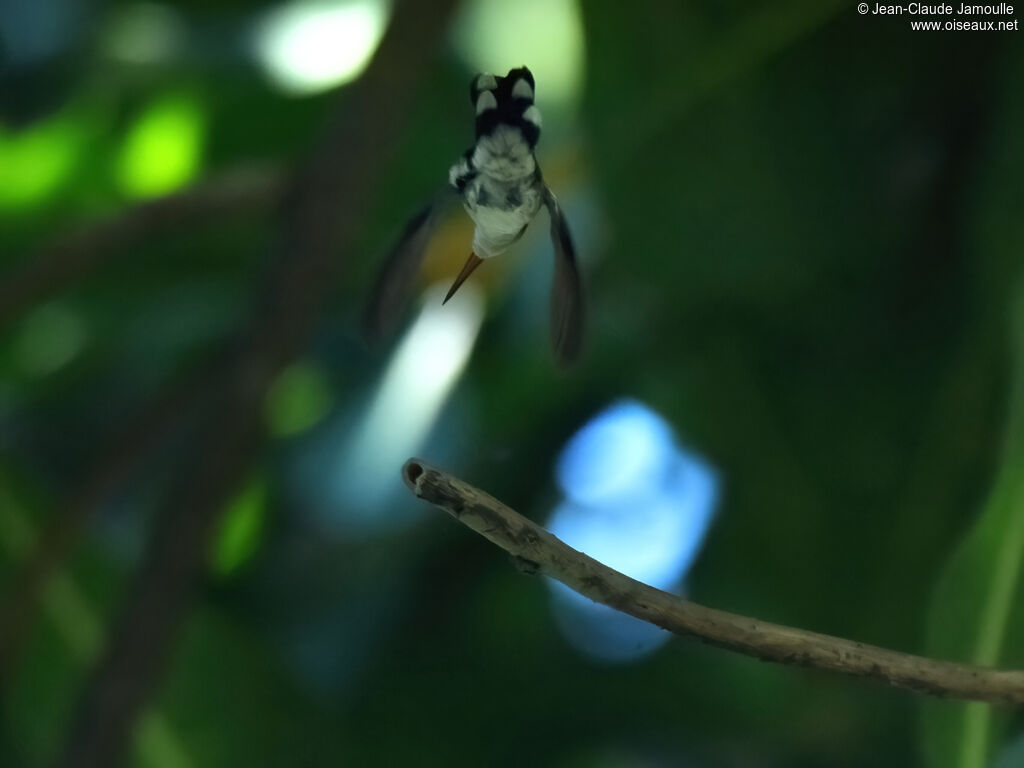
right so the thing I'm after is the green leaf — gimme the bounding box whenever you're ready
[211,478,267,577]
[922,286,1024,768]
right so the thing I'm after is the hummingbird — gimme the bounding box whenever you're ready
[364,66,584,365]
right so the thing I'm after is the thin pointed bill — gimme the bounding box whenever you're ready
[443,252,484,305]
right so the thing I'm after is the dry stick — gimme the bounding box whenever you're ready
[402,459,1024,706]
[54,3,461,767]
[0,164,283,330]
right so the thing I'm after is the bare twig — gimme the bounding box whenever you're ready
[0,164,283,330]
[402,458,1024,706]
[55,3,461,766]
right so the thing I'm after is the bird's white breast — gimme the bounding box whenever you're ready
[472,125,536,182]
[450,110,544,259]
[461,173,542,259]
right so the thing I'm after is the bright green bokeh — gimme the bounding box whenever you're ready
[116,92,205,199]
[0,117,82,209]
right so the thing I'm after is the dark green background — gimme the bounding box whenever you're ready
[1,0,1023,765]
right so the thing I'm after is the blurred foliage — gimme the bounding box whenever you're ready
[264,362,334,437]
[923,286,1024,768]
[211,477,267,577]
[115,91,204,198]
[1,0,1023,766]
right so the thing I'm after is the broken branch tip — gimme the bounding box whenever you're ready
[402,459,425,492]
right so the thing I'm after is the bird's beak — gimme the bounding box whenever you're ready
[443,252,484,305]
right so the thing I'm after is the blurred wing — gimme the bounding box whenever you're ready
[544,187,585,366]
[362,189,455,342]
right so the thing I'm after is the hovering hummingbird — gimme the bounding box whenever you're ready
[364,66,584,365]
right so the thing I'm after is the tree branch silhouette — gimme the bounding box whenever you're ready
[0,164,282,331]
[54,3,461,765]
[0,352,222,687]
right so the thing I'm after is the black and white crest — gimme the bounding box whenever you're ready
[470,66,541,148]
[364,65,584,366]
[450,66,543,194]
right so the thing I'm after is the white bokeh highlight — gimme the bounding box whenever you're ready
[253,0,390,95]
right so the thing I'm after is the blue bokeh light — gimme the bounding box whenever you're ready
[550,590,669,663]
[547,400,719,662]
[556,400,675,508]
